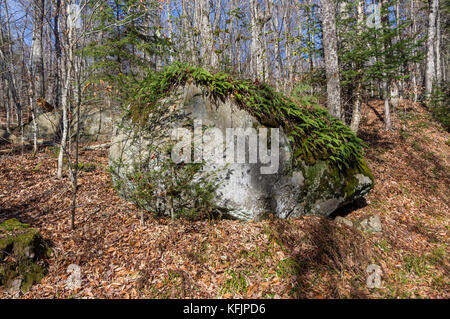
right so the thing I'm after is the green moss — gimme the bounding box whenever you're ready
[124,62,368,173]
[342,160,374,198]
[0,218,30,232]
[298,158,373,214]
[0,219,50,293]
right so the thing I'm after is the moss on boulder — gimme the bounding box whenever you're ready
[110,65,374,220]
[0,219,50,294]
[125,62,368,172]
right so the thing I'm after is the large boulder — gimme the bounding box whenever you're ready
[0,219,50,295]
[9,112,61,144]
[109,65,374,221]
[8,103,120,144]
[77,103,121,142]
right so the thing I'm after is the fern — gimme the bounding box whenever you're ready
[125,62,367,173]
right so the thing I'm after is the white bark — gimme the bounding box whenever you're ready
[166,0,173,64]
[32,0,45,100]
[350,0,364,132]
[31,0,45,153]
[250,0,270,80]
[410,0,418,102]
[425,0,438,97]
[320,0,341,119]
[381,0,391,130]
[271,1,282,89]
[57,4,74,179]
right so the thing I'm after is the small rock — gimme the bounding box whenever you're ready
[335,216,353,227]
[7,278,22,297]
[358,214,382,233]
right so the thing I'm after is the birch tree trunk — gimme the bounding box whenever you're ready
[425,0,438,98]
[350,0,364,132]
[271,1,282,89]
[57,5,73,179]
[381,0,392,130]
[410,0,418,102]
[31,0,45,153]
[54,0,62,109]
[320,0,341,119]
[32,0,45,101]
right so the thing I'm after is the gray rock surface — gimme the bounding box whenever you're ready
[10,112,61,144]
[358,214,382,233]
[109,84,374,220]
[78,103,121,142]
[335,216,354,227]
[8,103,120,144]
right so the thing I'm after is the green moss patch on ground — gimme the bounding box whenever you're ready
[0,218,50,294]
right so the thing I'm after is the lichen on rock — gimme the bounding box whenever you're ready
[0,219,50,294]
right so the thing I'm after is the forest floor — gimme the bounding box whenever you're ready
[0,99,448,299]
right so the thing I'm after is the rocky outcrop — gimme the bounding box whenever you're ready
[109,80,374,221]
[0,219,50,295]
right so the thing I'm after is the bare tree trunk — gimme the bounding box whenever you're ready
[285,3,295,94]
[410,0,418,102]
[32,0,45,100]
[425,0,438,98]
[320,0,341,119]
[57,59,70,179]
[381,0,391,130]
[250,0,263,80]
[70,38,83,231]
[5,84,10,133]
[435,2,442,85]
[0,1,23,145]
[166,0,173,64]
[212,0,222,69]
[57,6,73,179]
[383,81,391,130]
[350,0,364,132]
[54,0,62,109]
[31,0,45,153]
[198,0,217,68]
[271,1,282,89]
[181,1,194,63]
[394,1,404,98]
